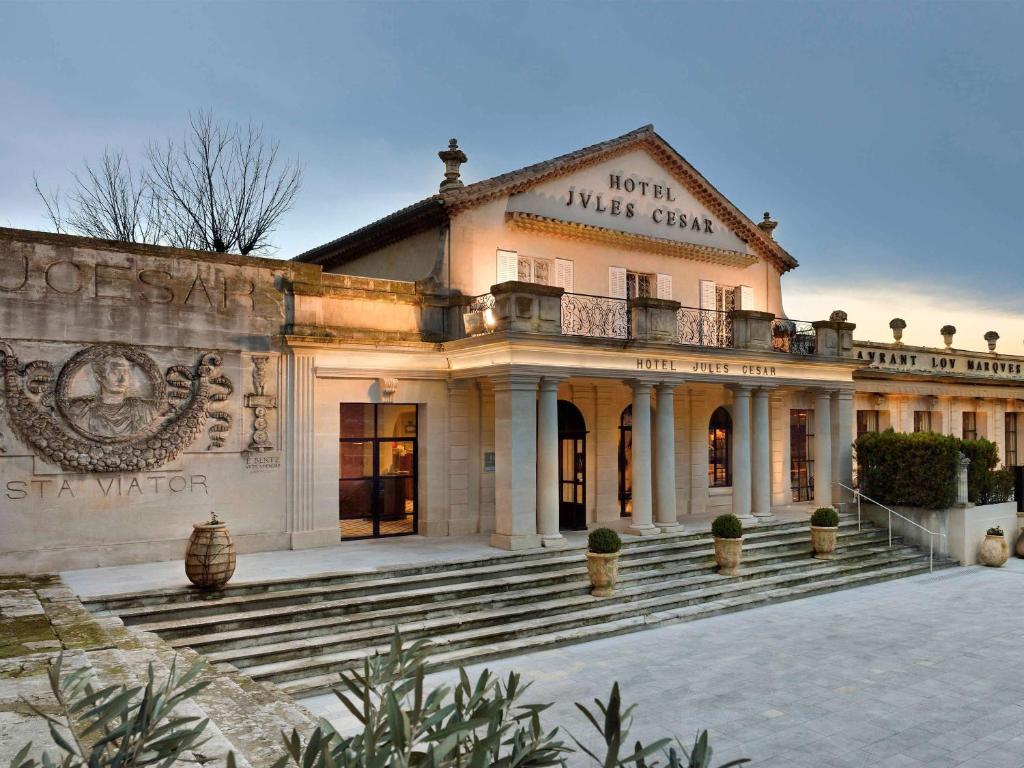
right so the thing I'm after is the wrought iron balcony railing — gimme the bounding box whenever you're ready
[676,306,733,348]
[771,318,816,354]
[560,293,628,339]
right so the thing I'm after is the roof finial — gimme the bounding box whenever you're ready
[438,138,468,192]
[757,211,778,240]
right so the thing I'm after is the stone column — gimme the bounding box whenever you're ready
[654,383,681,532]
[731,386,754,521]
[286,349,318,546]
[751,388,774,521]
[814,389,833,507]
[537,378,566,548]
[833,389,854,503]
[627,380,659,536]
[491,373,541,550]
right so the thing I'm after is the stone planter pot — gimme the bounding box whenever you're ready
[586,551,619,597]
[979,533,1009,568]
[810,526,838,560]
[185,516,236,590]
[714,537,743,576]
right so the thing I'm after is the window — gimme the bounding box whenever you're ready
[708,407,732,488]
[716,285,737,313]
[618,406,632,516]
[856,410,879,438]
[517,255,553,285]
[962,411,977,441]
[790,409,814,502]
[497,249,573,290]
[914,410,932,433]
[626,271,653,299]
[1007,413,1018,467]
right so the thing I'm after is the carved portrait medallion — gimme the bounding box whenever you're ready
[55,344,167,443]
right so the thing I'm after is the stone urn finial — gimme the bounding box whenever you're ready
[940,325,957,349]
[438,138,468,192]
[829,309,848,322]
[757,211,778,240]
[889,318,906,344]
[985,330,999,352]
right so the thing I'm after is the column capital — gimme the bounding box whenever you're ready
[625,379,655,394]
[490,373,541,392]
[832,388,855,401]
[538,376,566,393]
[752,386,773,398]
[730,383,754,397]
[654,381,677,394]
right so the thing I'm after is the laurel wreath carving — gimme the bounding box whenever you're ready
[0,341,233,473]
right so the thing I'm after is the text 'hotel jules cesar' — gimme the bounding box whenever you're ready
[2,125,1023,571]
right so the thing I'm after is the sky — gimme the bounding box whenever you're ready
[2,1,1023,353]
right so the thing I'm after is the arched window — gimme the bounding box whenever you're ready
[708,407,732,488]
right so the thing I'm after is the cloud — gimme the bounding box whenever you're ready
[784,276,1024,355]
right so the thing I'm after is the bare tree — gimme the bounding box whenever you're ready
[34,150,164,244]
[34,113,302,256]
[147,112,302,256]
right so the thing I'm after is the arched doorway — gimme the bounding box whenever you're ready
[708,406,732,488]
[618,405,632,517]
[558,400,587,530]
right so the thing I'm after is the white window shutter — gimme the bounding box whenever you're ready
[699,279,716,310]
[656,273,672,300]
[555,258,574,292]
[739,285,754,310]
[609,266,627,299]
[496,249,518,283]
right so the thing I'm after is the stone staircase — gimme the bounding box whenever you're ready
[83,515,956,700]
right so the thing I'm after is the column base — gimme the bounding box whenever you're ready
[290,529,342,550]
[735,514,756,523]
[626,523,661,536]
[541,534,568,549]
[490,532,542,550]
[752,512,776,523]
[656,522,684,534]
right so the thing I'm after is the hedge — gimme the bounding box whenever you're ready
[856,430,1015,509]
[855,430,960,509]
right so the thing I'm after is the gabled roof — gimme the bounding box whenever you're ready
[294,125,798,272]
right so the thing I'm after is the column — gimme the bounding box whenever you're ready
[814,389,833,507]
[627,380,659,535]
[490,373,541,550]
[537,378,566,548]
[654,383,681,533]
[751,388,773,521]
[286,350,317,544]
[833,389,854,503]
[731,385,753,521]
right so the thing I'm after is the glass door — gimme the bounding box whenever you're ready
[339,403,418,539]
[790,409,814,502]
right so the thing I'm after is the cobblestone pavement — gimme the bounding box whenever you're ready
[304,560,1024,768]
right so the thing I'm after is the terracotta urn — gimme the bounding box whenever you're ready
[185,513,236,589]
[979,533,1009,568]
[810,526,838,560]
[713,537,743,576]
[1016,529,1024,559]
[586,552,619,597]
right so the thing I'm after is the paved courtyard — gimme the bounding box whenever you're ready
[303,560,1024,768]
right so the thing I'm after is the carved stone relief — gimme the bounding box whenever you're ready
[244,355,277,452]
[0,341,233,473]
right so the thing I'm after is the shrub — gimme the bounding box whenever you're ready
[960,438,1000,503]
[711,513,742,539]
[856,429,960,509]
[588,527,622,554]
[810,507,839,527]
[987,468,1016,504]
[987,525,1004,536]
[15,633,750,768]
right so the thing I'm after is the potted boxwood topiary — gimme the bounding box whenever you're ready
[810,506,840,559]
[979,525,1009,567]
[586,527,622,597]
[711,513,743,575]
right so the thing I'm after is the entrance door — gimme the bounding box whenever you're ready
[339,403,418,539]
[558,400,587,530]
[790,409,814,502]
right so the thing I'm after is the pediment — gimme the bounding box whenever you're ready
[505,148,751,255]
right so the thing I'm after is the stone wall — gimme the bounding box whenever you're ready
[0,229,315,572]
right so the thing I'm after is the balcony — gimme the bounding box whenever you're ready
[460,281,846,357]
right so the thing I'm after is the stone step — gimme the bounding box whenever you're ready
[205,546,923,671]
[83,513,860,612]
[170,535,903,653]
[133,528,892,637]
[99,521,873,626]
[276,555,955,699]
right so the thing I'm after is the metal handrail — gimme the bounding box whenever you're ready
[837,481,946,572]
